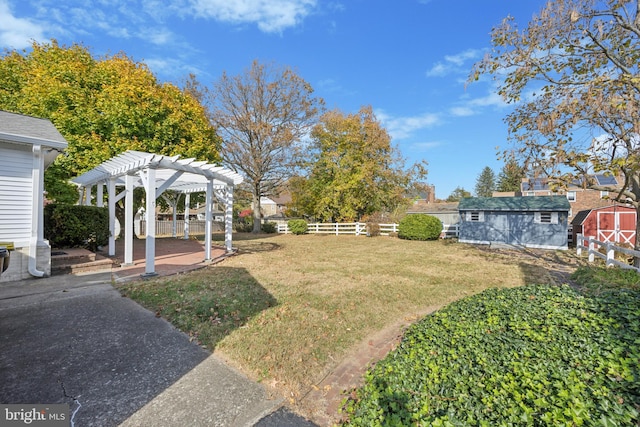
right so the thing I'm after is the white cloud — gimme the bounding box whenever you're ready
[188,0,317,33]
[449,106,475,117]
[426,48,484,78]
[467,92,506,108]
[448,88,508,117]
[444,49,482,66]
[0,0,47,49]
[376,109,441,141]
[411,141,442,151]
[425,62,448,77]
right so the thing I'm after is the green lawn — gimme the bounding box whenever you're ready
[118,233,588,419]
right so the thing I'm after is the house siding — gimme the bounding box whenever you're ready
[0,144,33,243]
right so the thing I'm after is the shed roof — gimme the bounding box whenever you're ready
[571,209,591,227]
[458,196,570,211]
[72,150,243,192]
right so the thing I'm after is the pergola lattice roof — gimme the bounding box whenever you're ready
[72,150,243,191]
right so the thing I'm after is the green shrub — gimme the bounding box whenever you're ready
[287,219,308,235]
[397,214,442,240]
[234,222,253,232]
[261,221,277,234]
[341,285,640,426]
[44,204,109,251]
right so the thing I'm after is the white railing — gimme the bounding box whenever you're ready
[576,233,640,272]
[138,220,223,237]
[276,222,459,238]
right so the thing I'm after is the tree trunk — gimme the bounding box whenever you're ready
[252,187,262,233]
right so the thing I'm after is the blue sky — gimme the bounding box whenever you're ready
[0,0,549,199]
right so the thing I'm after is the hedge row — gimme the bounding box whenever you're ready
[44,204,109,251]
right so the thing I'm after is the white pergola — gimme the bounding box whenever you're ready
[72,150,243,277]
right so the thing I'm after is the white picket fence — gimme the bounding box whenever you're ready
[276,222,460,238]
[576,233,640,272]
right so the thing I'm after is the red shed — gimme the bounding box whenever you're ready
[572,205,637,246]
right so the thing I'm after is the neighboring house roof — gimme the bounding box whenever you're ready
[260,193,292,206]
[458,196,570,211]
[270,193,292,206]
[407,201,459,214]
[522,175,620,191]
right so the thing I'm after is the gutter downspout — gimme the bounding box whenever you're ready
[29,144,45,277]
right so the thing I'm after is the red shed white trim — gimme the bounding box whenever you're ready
[571,205,637,246]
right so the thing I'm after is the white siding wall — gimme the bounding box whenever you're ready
[0,145,33,243]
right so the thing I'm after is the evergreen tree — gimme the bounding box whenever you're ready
[474,167,496,197]
[496,159,525,192]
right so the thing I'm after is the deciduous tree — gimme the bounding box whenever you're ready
[0,40,220,204]
[472,0,640,262]
[210,60,323,232]
[446,187,471,202]
[301,106,428,222]
[475,166,496,197]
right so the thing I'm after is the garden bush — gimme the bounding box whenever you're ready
[261,221,277,233]
[44,204,109,251]
[397,214,442,240]
[287,219,308,235]
[341,284,640,426]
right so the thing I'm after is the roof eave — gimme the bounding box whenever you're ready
[0,131,68,151]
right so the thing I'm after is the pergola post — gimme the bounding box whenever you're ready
[84,184,92,205]
[184,193,191,240]
[96,183,104,207]
[225,184,234,252]
[143,168,157,277]
[123,174,134,266]
[107,178,116,256]
[204,180,213,261]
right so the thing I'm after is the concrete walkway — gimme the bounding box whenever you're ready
[2,238,417,426]
[0,267,282,426]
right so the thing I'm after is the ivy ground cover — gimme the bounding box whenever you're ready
[341,284,640,426]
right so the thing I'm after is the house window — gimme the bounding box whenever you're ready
[535,211,558,224]
[466,211,484,222]
[566,191,576,202]
[600,191,609,199]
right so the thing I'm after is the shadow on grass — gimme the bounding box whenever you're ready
[119,266,279,351]
[464,242,586,286]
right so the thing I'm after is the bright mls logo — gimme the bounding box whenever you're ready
[0,405,68,426]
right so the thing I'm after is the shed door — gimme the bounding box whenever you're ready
[597,210,637,245]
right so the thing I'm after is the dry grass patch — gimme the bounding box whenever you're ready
[120,234,563,411]
[207,236,523,397]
